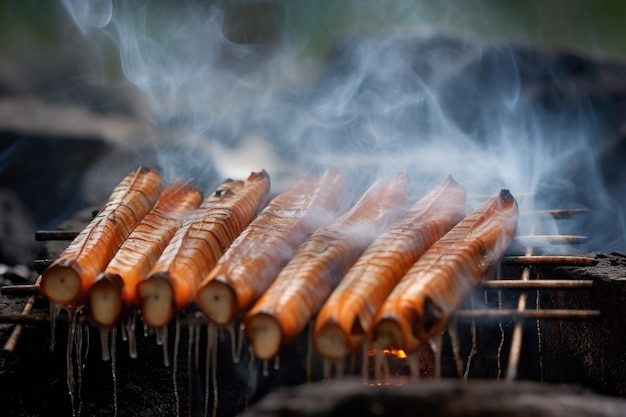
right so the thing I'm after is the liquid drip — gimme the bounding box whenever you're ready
[111,327,118,417]
[204,325,211,417]
[428,333,443,379]
[262,360,269,377]
[121,321,128,341]
[464,320,477,381]
[66,309,85,417]
[156,326,170,367]
[225,321,245,363]
[348,351,357,375]
[408,351,420,380]
[496,290,505,380]
[48,301,63,352]
[464,295,478,381]
[373,347,390,383]
[187,324,196,370]
[210,326,219,417]
[99,328,111,362]
[447,321,464,377]
[322,358,345,380]
[246,346,258,411]
[194,323,201,369]
[322,359,331,379]
[361,342,370,382]
[335,360,345,378]
[237,323,245,363]
[187,324,199,417]
[305,322,313,382]
[83,319,90,365]
[173,317,181,417]
[123,313,138,359]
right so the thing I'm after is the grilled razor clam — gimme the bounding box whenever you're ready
[244,172,409,361]
[196,169,347,325]
[313,175,466,361]
[373,189,519,354]
[40,167,164,310]
[87,180,203,329]
[137,171,270,329]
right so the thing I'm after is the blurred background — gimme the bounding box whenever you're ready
[1,0,626,267]
[1,0,626,110]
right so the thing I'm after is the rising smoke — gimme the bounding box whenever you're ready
[60,0,626,252]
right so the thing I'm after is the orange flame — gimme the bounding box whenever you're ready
[367,347,407,359]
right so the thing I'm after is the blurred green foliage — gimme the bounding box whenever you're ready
[0,0,625,64]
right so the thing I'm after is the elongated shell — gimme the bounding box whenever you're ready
[373,189,519,354]
[40,167,164,309]
[138,171,270,328]
[313,175,466,360]
[87,180,203,328]
[245,172,409,360]
[196,169,347,325]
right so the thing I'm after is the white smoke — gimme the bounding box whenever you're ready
[59,0,626,252]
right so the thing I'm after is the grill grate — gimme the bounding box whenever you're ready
[0,207,602,381]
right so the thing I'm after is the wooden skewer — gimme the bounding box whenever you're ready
[514,235,588,245]
[0,314,50,324]
[1,307,599,326]
[480,279,594,289]
[469,197,587,219]
[3,276,41,352]
[455,309,601,320]
[34,230,79,241]
[0,284,40,295]
[506,246,532,382]
[504,255,598,266]
[520,209,588,219]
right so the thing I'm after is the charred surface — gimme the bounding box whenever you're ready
[239,378,626,417]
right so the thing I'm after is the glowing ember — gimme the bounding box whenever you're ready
[368,347,408,359]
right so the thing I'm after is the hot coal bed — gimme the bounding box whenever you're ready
[3,32,626,417]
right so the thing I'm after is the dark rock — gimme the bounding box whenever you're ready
[239,378,626,417]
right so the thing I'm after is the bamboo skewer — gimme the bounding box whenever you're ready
[471,199,587,219]
[3,276,41,352]
[0,313,50,324]
[504,255,598,266]
[514,235,588,245]
[505,246,533,382]
[455,309,601,320]
[520,209,588,219]
[1,284,41,295]
[480,279,594,289]
[34,230,79,241]
[0,307,600,325]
